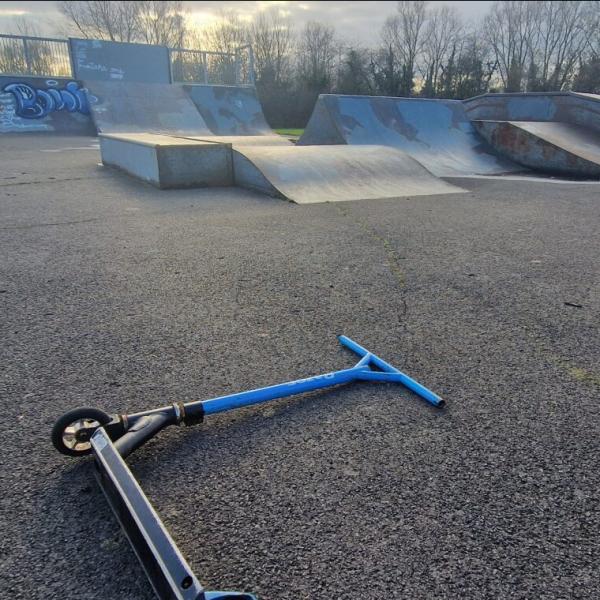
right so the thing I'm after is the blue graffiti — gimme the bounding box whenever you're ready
[2,80,90,119]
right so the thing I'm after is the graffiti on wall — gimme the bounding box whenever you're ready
[2,80,90,119]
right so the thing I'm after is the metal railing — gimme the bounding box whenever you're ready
[0,33,255,85]
[169,48,235,84]
[0,34,72,77]
[169,44,255,85]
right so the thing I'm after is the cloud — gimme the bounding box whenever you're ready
[0,1,494,42]
[0,9,29,16]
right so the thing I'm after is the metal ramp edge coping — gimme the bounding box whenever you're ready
[52,335,445,600]
[463,91,600,103]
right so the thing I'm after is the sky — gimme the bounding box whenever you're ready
[0,1,494,43]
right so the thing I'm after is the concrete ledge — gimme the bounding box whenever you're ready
[99,133,233,189]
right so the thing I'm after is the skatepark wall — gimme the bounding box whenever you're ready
[69,38,172,84]
[0,37,173,135]
[0,75,95,134]
[463,92,600,133]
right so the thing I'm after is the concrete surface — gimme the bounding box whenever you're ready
[232,144,464,203]
[99,133,233,189]
[180,135,292,147]
[99,134,458,203]
[298,94,523,177]
[184,85,275,136]
[85,82,213,136]
[474,121,600,178]
[1,135,599,600]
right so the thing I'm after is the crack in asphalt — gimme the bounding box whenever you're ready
[331,203,409,328]
[332,203,407,288]
[0,218,101,230]
[0,175,104,188]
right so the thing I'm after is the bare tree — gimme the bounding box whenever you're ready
[449,32,498,98]
[185,12,249,85]
[249,9,294,85]
[136,1,188,48]
[58,1,139,43]
[338,46,374,95]
[529,1,588,91]
[297,21,338,91]
[197,11,250,54]
[573,1,600,93]
[59,1,188,47]
[381,0,428,95]
[583,0,600,57]
[420,4,462,96]
[484,1,539,92]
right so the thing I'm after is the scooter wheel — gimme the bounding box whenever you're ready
[51,407,112,457]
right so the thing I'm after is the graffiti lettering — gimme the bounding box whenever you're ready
[2,80,90,119]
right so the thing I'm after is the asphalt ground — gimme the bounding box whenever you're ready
[1,135,599,599]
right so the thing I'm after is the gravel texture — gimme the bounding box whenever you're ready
[1,135,599,600]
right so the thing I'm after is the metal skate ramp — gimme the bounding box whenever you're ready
[98,132,464,202]
[84,81,213,135]
[84,82,290,149]
[184,84,275,135]
[464,92,600,133]
[473,120,600,178]
[232,144,464,203]
[298,94,523,177]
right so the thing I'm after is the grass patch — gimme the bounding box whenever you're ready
[275,128,304,136]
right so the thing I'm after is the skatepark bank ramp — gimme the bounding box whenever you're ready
[184,84,275,136]
[463,92,600,133]
[84,81,292,148]
[99,132,464,203]
[298,94,522,177]
[465,93,600,178]
[473,120,600,178]
[231,144,463,203]
[85,81,213,136]
[90,81,465,203]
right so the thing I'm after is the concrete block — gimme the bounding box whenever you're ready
[99,133,232,188]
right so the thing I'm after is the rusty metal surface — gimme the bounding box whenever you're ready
[232,144,464,203]
[473,120,600,178]
[298,94,522,177]
[464,92,600,134]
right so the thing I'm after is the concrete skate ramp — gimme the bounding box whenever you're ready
[464,92,600,134]
[474,120,600,178]
[298,94,521,177]
[184,85,274,135]
[232,144,464,203]
[85,81,212,135]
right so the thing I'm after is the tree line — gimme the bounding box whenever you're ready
[19,1,600,127]
[246,0,600,126]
